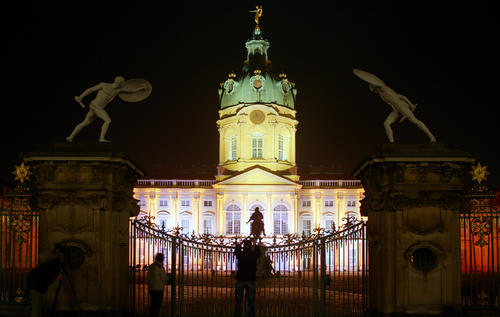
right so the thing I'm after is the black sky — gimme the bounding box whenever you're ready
[2,2,499,185]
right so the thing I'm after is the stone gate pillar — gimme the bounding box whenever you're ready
[354,144,475,316]
[24,143,143,315]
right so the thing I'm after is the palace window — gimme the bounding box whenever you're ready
[302,200,311,207]
[159,200,168,207]
[156,212,169,230]
[347,200,356,207]
[204,201,213,207]
[226,204,241,234]
[181,200,190,207]
[324,200,334,207]
[324,215,336,231]
[252,133,263,159]
[273,204,289,234]
[302,218,312,236]
[138,199,146,206]
[203,216,214,234]
[229,135,237,160]
[278,134,286,161]
[181,218,191,235]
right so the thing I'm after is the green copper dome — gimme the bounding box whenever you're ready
[219,29,297,109]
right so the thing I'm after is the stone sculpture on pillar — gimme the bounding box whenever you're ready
[353,69,436,143]
[66,76,152,143]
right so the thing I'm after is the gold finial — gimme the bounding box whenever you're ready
[228,73,236,78]
[249,6,263,31]
[470,162,490,184]
[12,162,31,184]
[253,69,262,75]
[279,73,287,78]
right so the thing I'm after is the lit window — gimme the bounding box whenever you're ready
[181,218,191,235]
[347,200,356,207]
[273,204,288,234]
[159,200,168,207]
[204,201,213,207]
[181,200,190,207]
[324,200,334,207]
[229,135,237,160]
[302,218,312,236]
[278,134,286,161]
[203,219,213,234]
[302,201,311,207]
[325,217,335,231]
[252,133,263,159]
[226,211,241,234]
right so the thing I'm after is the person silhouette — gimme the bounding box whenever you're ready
[234,239,261,317]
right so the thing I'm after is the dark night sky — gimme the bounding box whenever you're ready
[1,2,499,185]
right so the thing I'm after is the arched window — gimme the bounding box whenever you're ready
[301,213,312,237]
[229,135,237,160]
[203,213,215,234]
[252,132,263,159]
[324,214,336,231]
[179,212,192,235]
[226,204,241,234]
[278,134,286,161]
[156,212,170,230]
[273,204,289,234]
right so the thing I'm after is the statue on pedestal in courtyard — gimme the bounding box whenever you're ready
[247,207,265,241]
[66,76,152,143]
[353,69,436,143]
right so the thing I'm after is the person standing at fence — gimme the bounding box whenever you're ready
[234,239,261,317]
[148,253,167,317]
[26,244,65,317]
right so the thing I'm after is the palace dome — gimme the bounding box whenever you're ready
[219,29,297,109]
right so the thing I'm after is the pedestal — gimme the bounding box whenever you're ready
[24,143,143,315]
[354,143,475,316]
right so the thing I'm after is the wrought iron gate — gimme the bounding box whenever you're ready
[129,219,368,317]
[460,180,499,309]
[0,184,39,305]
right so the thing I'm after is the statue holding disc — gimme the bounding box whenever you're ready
[66,76,152,142]
[353,69,436,143]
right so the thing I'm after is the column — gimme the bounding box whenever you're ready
[217,192,224,235]
[290,192,297,234]
[173,192,179,226]
[193,192,200,234]
[267,193,273,235]
[242,194,248,235]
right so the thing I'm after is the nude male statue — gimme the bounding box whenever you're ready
[66,76,146,142]
[353,69,436,143]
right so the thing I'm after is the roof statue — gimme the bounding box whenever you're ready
[249,6,263,31]
[353,69,436,143]
[66,76,152,143]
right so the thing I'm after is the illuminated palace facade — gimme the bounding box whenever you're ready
[133,26,364,238]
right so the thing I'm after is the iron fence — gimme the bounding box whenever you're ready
[0,186,38,305]
[460,184,500,309]
[129,220,368,317]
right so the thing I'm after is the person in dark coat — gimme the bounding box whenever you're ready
[234,239,261,317]
[26,245,65,317]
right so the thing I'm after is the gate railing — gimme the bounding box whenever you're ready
[129,220,368,317]
[0,185,39,305]
[460,180,500,309]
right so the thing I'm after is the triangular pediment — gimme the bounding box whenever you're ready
[215,166,299,186]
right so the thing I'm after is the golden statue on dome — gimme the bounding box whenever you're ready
[249,6,263,31]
